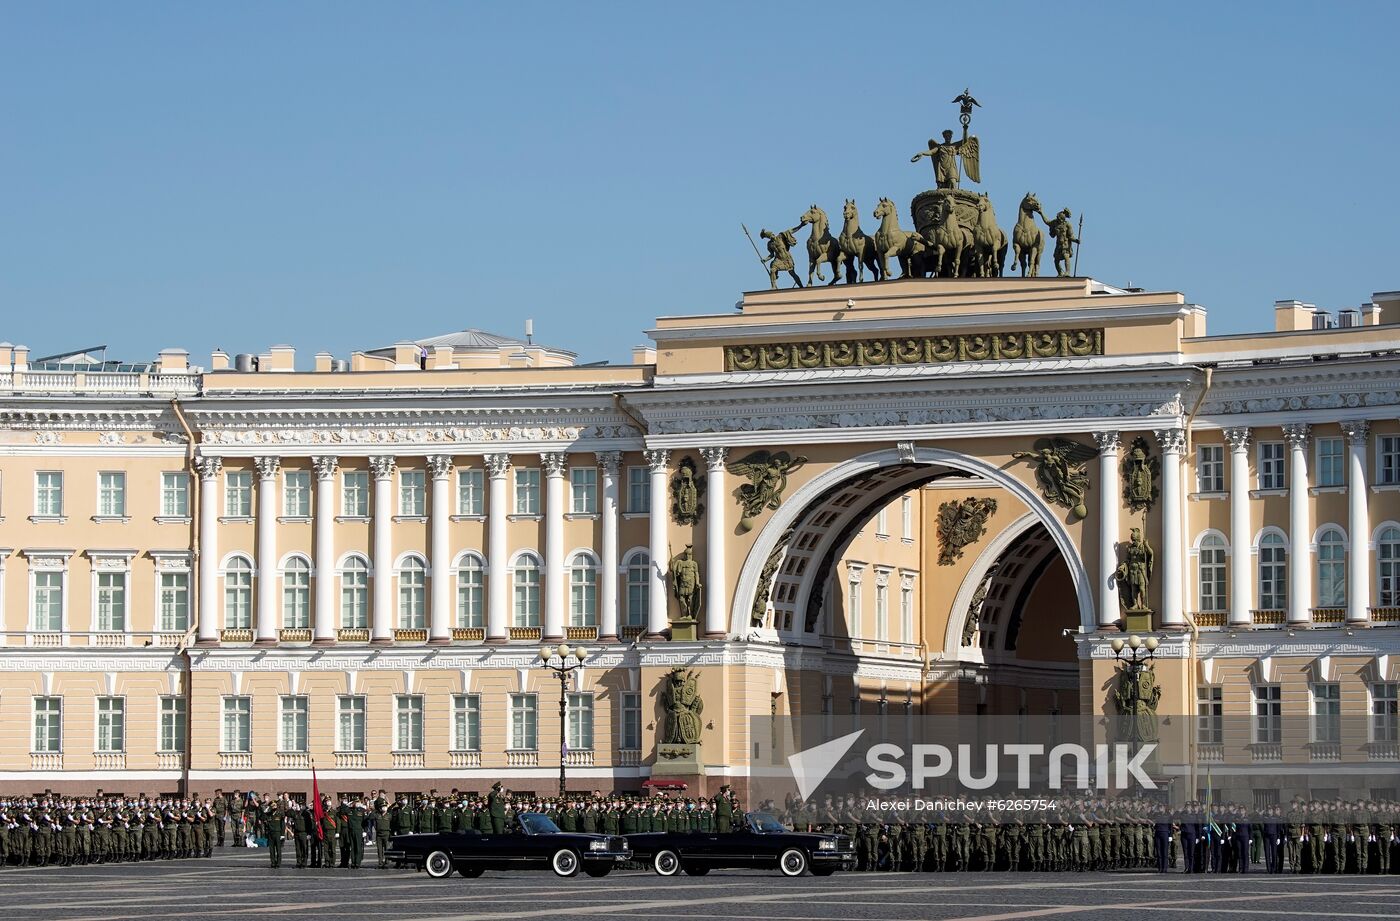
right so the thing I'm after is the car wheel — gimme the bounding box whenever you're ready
[682,864,710,876]
[551,848,581,877]
[653,849,682,877]
[778,848,808,877]
[424,850,453,879]
[458,866,483,878]
[583,865,612,878]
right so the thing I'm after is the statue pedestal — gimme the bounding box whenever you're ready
[651,742,714,795]
[1123,611,1154,633]
[669,618,698,642]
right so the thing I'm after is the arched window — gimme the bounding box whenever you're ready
[512,553,541,628]
[224,557,253,630]
[1197,534,1227,612]
[1378,527,1400,608]
[623,551,649,628]
[282,557,311,629]
[569,553,598,627]
[340,556,369,630]
[398,557,427,629]
[1316,529,1346,608]
[456,553,485,629]
[1258,533,1287,611]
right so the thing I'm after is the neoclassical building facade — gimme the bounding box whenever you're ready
[2,277,1399,802]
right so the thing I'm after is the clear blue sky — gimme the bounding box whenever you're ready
[3,2,1396,366]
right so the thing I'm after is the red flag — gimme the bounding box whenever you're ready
[311,765,325,841]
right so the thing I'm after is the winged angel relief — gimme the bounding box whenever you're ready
[727,450,808,533]
[1012,438,1098,521]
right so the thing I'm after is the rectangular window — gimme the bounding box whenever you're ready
[35,471,63,517]
[1379,435,1400,486]
[567,692,594,751]
[342,471,370,517]
[900,584,914,643]
[399,470,426,516]
[570,467,597,514]
[161,472,189,517]
[159,572,190,632]
[1197,445,1224,493]
[279,696,308,753]
[283,471,311,517]
[1316,437,1345,487]
[1312,683,1341,744]
[341,562,368,629]
[1254,685,1282,745]
[33,697,62,753]
[337,696,366,752]
[456,559,484,628]
[225,471,252,517]
[96,571,127,632]
[395,695,424,751]
[509,693,538,750]
[1198,541,1227,612]
[874,577,889,642]
[97,471,126,517]
[452,694,481,751]
[222,697,251,753]
[621,691,642,751]
[1258,442,1286,490]
[96,697,125,753]
[457,469,484,515]
[159,696,186,752]
[626,467,649,513]
[1196,686,1223,746]
[901,496,913,541]
[848,576,862,638]
[1373,683,1399,744]
[1259,540,1287,610]
[514,468,540,515]
[283,562,311,629]
[33,571,63,632]
[875,507,888,537]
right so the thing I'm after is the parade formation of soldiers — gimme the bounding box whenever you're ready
[0,794,224,866]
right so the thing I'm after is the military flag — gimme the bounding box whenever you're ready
[311,763,325,841]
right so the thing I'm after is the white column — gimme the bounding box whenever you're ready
[195,456,222,644]
[1092,432,1120,629]
[1224,428,1253,626]
[1342,421,1370,624]
[1283,423,1312,626]
[700,446,729,638]
[598,452,621,641]
[312,455,338,645]
[428,455,453,645]
[485,453,511,643]
[644,449,670,639]
[370,455,396,644]
[254,456,280,645]
[542,452,567,641]
[1155,428,1186,628]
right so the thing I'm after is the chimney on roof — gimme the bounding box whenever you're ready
[0,343,11,370]
[314,352,334,373]
[156,348,189,374]
[211,350,230,371]
[1374,291,1400,325]
[12,345,29,371]
[1274,300,1315,332]
[632,345,657,365]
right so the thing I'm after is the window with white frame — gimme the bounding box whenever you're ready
[159,571,189,632]
[1253,685,1282,745]
[340,557,369,629]
[1316,437,1345,487]
[1196,686,1223,745]
[1379,436,1400,486]
[623,552,648,628]
[1198,534,1227,612]
[398,557,426,629]
[901,495,914,541]
[875,507,888,537]
[337,695,366,752]
[513,554,541,627]
[626,467,649,513]
[395,694,424,751]
[1373,683,1399,743]
[455,553,484,629]
[161,472,189,517]
[222,696,251,752]
[509,693,538,750]
[97,472,126,517]
[567,692,594,750]
[514,468,540,515]
[33,570,63,632]
[1258,442,1285,490]
[570,467,597,513]
[1316,529,1346,607]
[457,468,483,515]
[848,570,863,637]
[280,696,308,752]
[35,471,63,517]
[1379,527,1400,607]
[33,696,62,753]
[342,471,370,517]
[1312,682,1341,743]
[900,580,914,643]
[452,694,481,751]
[569,553,598,627]
[620,691,641,750]
[1258,533,1287,610]
[159,696,186,752]
[399,470,425,516]
[1197,444,1224,492]
[96,571,127,631]
[283,470,311,517]
[283,557,311,629]
[225,471,252,517]
[223,557,253,629]
[874,574,889,641]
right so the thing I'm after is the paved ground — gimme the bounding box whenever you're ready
[3,848,1400,920]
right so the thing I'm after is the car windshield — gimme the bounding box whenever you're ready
[518,812,562,835]
[748,812,788,834]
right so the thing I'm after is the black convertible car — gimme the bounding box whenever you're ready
[628,811,856,877]
[385,812,632,878]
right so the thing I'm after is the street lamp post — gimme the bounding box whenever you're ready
[537,643,590,799]
[1109,633,1158,671]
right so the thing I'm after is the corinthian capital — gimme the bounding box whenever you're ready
[540,452,568,477]
[1153,428,1186,455]
[596,451,622,476]
[193,455,223,481]
[699,446,729,471]
[483,453,512,479]
[644,449,670,473]
[426,455,454,480]
[253,456,281,480]
[1340,420,1370,445]
[1223,427,1251,453]
[368,456,397,480]
[1281,423,1312,450]
[1092,431,1120,453]
[312,455,339,481]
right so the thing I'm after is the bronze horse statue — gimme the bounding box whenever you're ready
[838,199,882,283]
[799,204,842,286]
[924,195,972,277]
[1013,193,1045,277]
[872,197,922,280]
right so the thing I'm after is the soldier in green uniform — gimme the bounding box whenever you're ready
[375,799,393,869]
[291,799,311,868]
[346,796,366,868]
[488,782,507,835]
[260,794,286,869]
[713,784,734,833]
